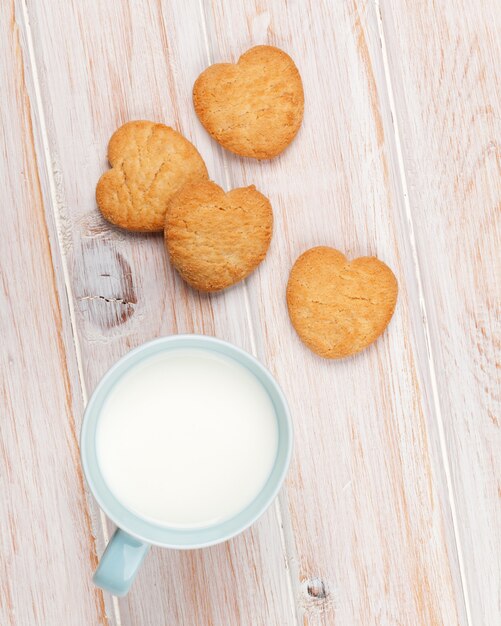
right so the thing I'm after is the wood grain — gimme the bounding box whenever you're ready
[0,2,108,624]
[381,1,501,622]
[198,0,469,623]
[23,1,295,624]
[2,0,499,624]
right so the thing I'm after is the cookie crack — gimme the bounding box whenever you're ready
[146,160,168,201]
[119,166,139,221]
[344,294,375,303]
[145,125,156,154]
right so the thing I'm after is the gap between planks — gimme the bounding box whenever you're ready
[374,1,472,623]
[18,0,121,624]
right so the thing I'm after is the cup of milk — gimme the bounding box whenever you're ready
[80,335,292,596]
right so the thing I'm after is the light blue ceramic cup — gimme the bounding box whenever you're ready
[80,334,293,596]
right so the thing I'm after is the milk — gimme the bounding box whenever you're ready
[96,348,278,528]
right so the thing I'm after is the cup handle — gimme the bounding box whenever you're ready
[93,528,150,596]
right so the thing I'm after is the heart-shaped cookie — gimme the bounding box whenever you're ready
[193,46,304,159]
[165,180,273,291]
[96,120,208,232]
[287,247,398,358]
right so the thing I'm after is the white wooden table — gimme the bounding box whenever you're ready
[1,1,499,624]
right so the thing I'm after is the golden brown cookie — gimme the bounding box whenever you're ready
[165,180,273,291]
[286,247,398,359]
[96,121,208,232]
[193,46,304,159]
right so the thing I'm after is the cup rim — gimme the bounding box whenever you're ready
[80,334,293,548]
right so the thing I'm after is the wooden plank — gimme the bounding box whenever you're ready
[196,0,470,623]
[380,1,501,622]
[23,1,295,624]
[0,2,109,624]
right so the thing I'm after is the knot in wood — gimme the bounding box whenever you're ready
[306,577,328,599]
